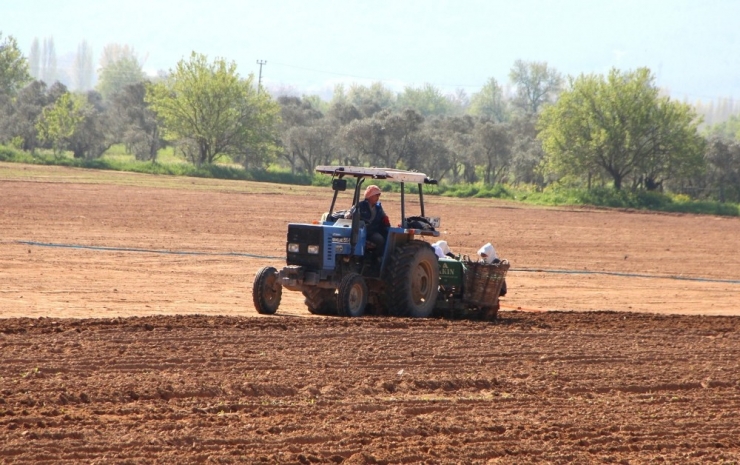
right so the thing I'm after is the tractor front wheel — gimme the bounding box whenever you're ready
[338,273,368,317]
[252,266,282,315]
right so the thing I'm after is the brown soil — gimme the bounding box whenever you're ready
[1,163,739,463]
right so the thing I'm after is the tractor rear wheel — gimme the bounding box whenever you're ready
[302,288,337,315]
[338,273,368,317]
[252,266,282,315]
[386,240,439,318]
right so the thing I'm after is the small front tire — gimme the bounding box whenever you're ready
[252,266,282,315]
[338,273,368,317]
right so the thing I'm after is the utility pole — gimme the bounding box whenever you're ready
[256,60,267,93]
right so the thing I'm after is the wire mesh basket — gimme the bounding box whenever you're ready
[462,259,510,307]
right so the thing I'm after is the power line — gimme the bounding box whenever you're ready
[269,61,483,90]
[268,61,740,100]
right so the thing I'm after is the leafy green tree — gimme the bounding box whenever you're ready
[36,91,86,155]
[96,44,145,100]
[469,77,509,122]
[634,99,706,191]
[146,52,281,166]
[0,32,32,96]
[509,59,562,115]
[538,68,705,191]
[396,83,453,117]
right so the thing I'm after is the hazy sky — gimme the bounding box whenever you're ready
[2,0,738,101]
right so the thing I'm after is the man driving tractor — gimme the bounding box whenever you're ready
[344,184,390,251]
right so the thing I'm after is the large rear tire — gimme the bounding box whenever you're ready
[302,288,337,315]
[252,266,282,315]
[337,273,368,317]
[386,241,439,318]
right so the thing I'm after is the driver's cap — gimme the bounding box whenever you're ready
[364,185,381,199]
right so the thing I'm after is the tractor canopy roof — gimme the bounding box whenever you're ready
[315,166,437,185]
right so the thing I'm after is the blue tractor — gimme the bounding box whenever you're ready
[252,166,443,318]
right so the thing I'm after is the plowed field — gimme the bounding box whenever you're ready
[1,163,739,464]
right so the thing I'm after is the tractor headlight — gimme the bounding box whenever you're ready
[307,245,320,254]
[288,243,300,253]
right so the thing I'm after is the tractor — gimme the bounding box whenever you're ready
[252,166,509,319]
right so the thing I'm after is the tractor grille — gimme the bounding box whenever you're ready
[286,224,322,269]
[325,233,334,263]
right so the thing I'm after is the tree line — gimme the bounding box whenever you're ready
[1,31,739,203]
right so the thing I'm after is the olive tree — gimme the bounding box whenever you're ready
[396,83,454,117]
[704,138,740,203]
[109,82,163,161]
[423,115,477,183]
[344,82,396,117]
[473,120,512,185]
[0,80,49,150]
[66,90,113,160]
[277,96,335,173]
[340,108,423,168]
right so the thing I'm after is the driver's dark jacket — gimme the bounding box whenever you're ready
[349,200,389,237]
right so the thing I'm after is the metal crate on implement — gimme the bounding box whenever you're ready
[462,260,510,307]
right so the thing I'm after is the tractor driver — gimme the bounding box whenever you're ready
[344,184,390,252]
